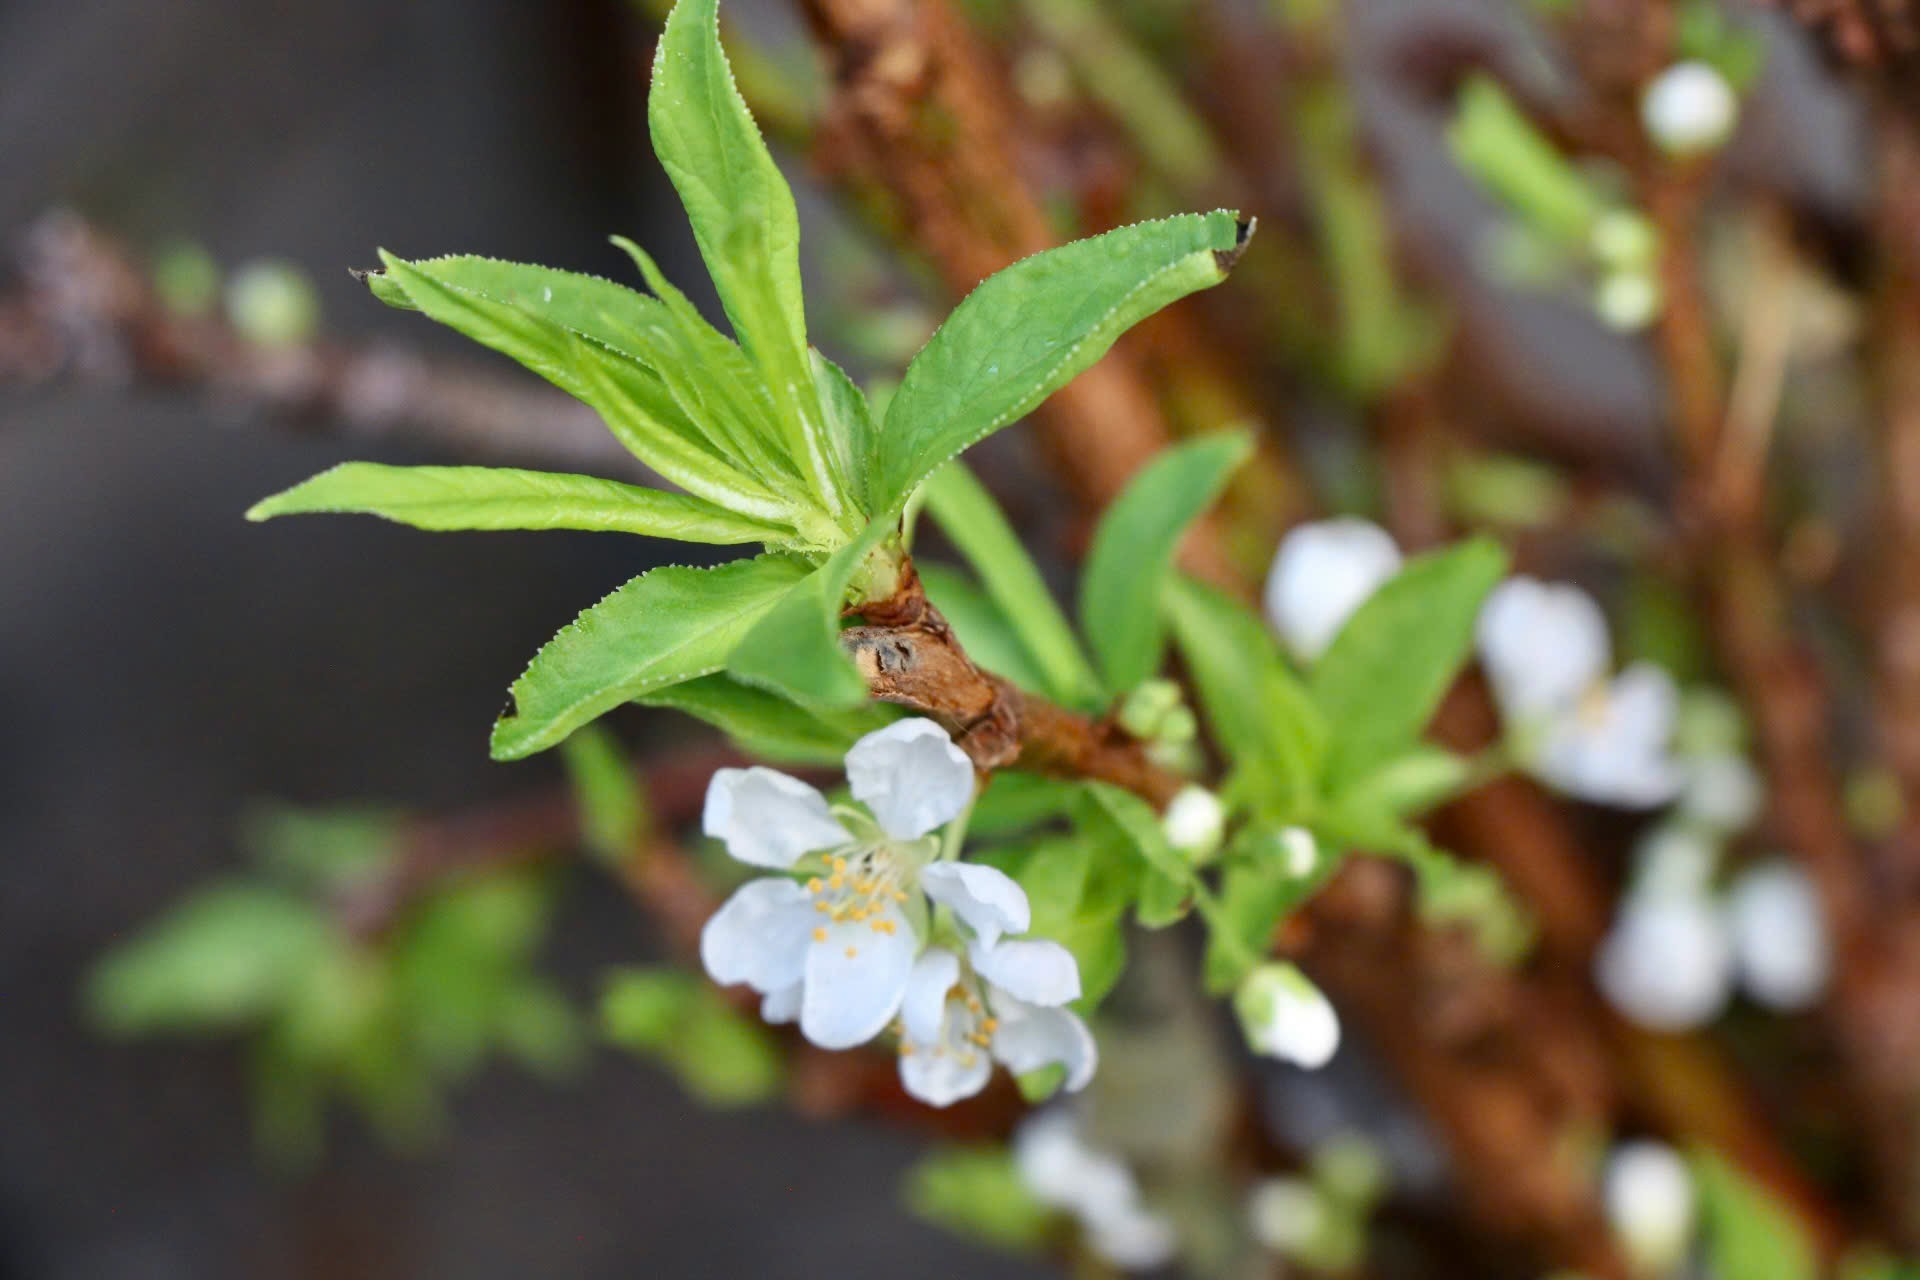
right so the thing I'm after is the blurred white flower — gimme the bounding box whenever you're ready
[701,719,975,1050]
[1236,963,1341,1068]
[1014,1110,1177,1270]
[1280,825,1319,878]
[1477,578,1684,808]
[1264,518,1402,661]
[1595,892,1732,1031]
[1630,824,1719,900]
[895,942,1094,1107]
[1678,754,1763,833]
[1642,61,1738,155]
[1725,861,1830,1011]
[1595,271,1662,332]
[1163,786,1226,861]
[1603,1140,1696,1274]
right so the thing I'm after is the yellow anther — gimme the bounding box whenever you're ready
[893,890,908,902]
[812,927,828,942]
[831,856,848,873]
[845,945,858,959]
[981,1017,999,1033]
[814,901,831,913]
[806,877,823,894]
[899,1042,914,1056]
[828,875,844,891]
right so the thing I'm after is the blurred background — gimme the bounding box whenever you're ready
[4,0,1913,1276]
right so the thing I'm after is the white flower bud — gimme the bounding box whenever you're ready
[1163,786,1226,862]
[1679,755,1763,833]
[1264,519,1402,662]
[1595,893,1732,1031]
[1595,271,1661,332]
[1603,1140,1696,1274]
[1642,61,1738,155]
[1726,861,1829,1011]
[1236,963,1340,1068]
[226,259,321,347]
[1280,825,1319,879]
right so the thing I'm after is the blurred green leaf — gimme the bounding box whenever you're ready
[87,885,331,1035]
[561,725,648,865]
[1309,537,1506,787]
[1694,1149,1818,1280]
[923,461,1105,708]
[601,968,783,1106]
[905,1145,1053,1251]
[1079,431,1253,694]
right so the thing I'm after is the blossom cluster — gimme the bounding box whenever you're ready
[699,718,1094,1107]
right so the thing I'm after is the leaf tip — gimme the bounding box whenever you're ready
[1215,215,1256,274]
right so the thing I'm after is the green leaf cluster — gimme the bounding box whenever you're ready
[600,968,783,1107]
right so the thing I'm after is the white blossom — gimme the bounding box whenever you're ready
[1280,825,1319,878]
[700,718,975,1050]
[1603,1140,1696,1274]
[1014,1110,1176,1271]
[1247,1176,1327,1255]
[1642,61,1738,155]
[896,942,1096,1107]
[1477,578,1684,808]
[1726,861,1829,1011]
[1163,785,1226,861]
[1236,963,1341,1068]
[1594,891,1732,1031]
[1264,518,1402,661]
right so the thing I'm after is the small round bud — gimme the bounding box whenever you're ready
[1594,271,1661,332]
[1642,61,1738,155]
[1589,210,1658,272]
[1725,860,1829,1011]
[1163,786,1225,863]
[1603,1140,1696,1274]
[152,241,220,316]
[1117,678,1183,739]
[1279,825,1319,879]
[227,259,320,347]
[1247,1176,1326,1255]
[1594,893,1732,1031]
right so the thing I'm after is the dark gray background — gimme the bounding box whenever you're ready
[0,1,1040,1275]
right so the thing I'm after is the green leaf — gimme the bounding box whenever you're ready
[636,674,894,766]
[649,0,846,511]
[1308,536,1507,787]
[917,561,1053,696]
[922,461,1105,708]
[248,462,792,544]
[1080,431,1252,692]
[560,726,647,864]
[812,349,877,507]
[601,968,783,1107]
[371,254,794,524]
[970,770,1083,838]
[1203,823,1337,992]
[874,211,1250,511]
[1165,575,1326,816]
[1078,782,1192,931]
[86,884,332,1034]
[905,1146,1053,1252]
[726,519,893,709]
[1331,746,1474,820]
[1694,1149,1818,1280]
[492,553,810,759]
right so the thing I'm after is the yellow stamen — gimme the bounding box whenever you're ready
[812,927,828,942]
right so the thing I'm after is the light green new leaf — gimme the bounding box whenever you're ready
[491,553,810,760]
[1694,1150,1819,1280]
[1080,431,1253,693]
[649,0,844,510]
[636,674,895,766]
[560,726,648,865]
[247,463,792,544]
[875,211,1250,512]
[726,518,894,709]
[1309,536,1507,787]
[371,253,792,523]
[1165,575,1326,816]
[812,349,876,508]
[1079,781,1191,928]
[922,462,1105,709]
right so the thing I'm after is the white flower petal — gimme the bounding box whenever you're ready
[898,1031,995,1107]
[991,993,1098,1091]
[699,878,816,993]
[1595,893,1732,1031]
[1237,964,1340,1068]
[901,947,961,1046]
[1726,862,1829,1011]
[1536,666,1684,808]
[1642,60,1737,154]
[1264,518,1402,661]
[1477,577,1610,720]
[760,982,803,1025]
[702,767,851,869]
[1604,1140,1696,1274]
[799,907,918,1049]
[921,861,1031,949]
[844,718,976,841]
[973,938,1082,1007]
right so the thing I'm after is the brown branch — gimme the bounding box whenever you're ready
[0,211,645,476]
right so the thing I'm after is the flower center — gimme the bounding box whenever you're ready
[805,846,910,940]
[899,974,999,1066]
[1575,681,1614,728]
